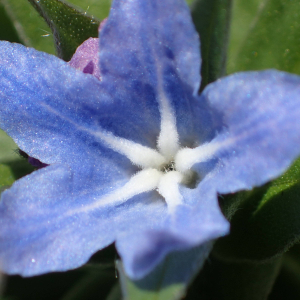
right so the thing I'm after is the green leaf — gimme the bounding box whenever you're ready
[191,0,232,90]
[0,129,18,162]
[228,0,300,74]
[0,0,110,55]
[1,0,56,53]
[0,163,22,190]
[0,129,34,189]
[214,156,300,262]
[0,129,22,189]
[0,2,22,43]
[118,244,212,300]
[27,0,101,61]
[65,0,111,20]
[0,160,35,189]
[188,254,282,300]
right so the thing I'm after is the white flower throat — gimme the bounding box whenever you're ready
[84,91,220,214]
[45,90,220,214]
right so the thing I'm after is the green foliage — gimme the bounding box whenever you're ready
[0,0,110,55]
[0,2,22,44]
[188,255,282,300]
[228,0,300,75]
[191,0,232,90]
[208,1,300,298]
[27,0,100,61]
[0,130,18,162]
[268,244,300,299]
[0,129,34,189]
[60,268,116,300]
[0,0,56,53]
[215,157,300,262]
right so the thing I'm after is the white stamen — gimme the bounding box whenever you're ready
[41,103,167,168]
[157,171,183,213]
[75,168,163,213]
[42,102,192,214]
[157,93,180,159]
[175,142,221,172]
[95,130,167,168]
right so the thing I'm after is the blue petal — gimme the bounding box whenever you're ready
[99,0,202,145]
[0,41,161,163]
[0,164,156,276]
[116,185,229,279]
[0,159,228,278]
[200,70,300,194]
[118,243,213,289]
[0,0,231,281]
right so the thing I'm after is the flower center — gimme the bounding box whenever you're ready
[73,92,219,212]
[43,93,219,214]
[161,160,176,173]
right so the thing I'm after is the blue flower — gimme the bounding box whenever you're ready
[1,0,300,280]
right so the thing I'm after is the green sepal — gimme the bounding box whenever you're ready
[191,0,232,91]
[215,156,300,262]
[27,0,101,61]
[118,244,212,300]
[228,0,300,75]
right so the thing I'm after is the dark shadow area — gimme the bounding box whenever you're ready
[3,245,117,300]
[269,244,300,300]
[215,180,300,262]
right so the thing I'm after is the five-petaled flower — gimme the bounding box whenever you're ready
[1,0,300,280]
